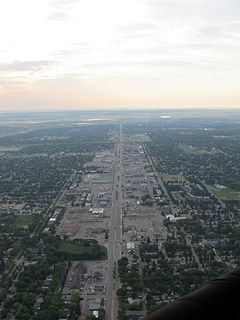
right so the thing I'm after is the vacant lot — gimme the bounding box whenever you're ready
[58,239,107,260]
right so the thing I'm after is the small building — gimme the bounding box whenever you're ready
[94,285,105,292]
[127,242,135,251]
[34,297,44,310]
[88,303,101,311]
[92,208,104,214]
[166,215,187,222]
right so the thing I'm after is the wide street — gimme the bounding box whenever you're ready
[105,123,123,320]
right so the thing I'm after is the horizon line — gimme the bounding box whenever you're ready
[1,107,240,114]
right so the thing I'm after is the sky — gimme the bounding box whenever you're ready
[0,0,240,111]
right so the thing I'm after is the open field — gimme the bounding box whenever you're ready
[181,146,214,155]
[12,216,33,229]
[59,240,90,254]
[160,174,184,181]
[0,214,33,230]
[8,154,45,159]
[0,146,23,152]
[61,194,78,203]
[58,239,107,260]
[212,188,240,200]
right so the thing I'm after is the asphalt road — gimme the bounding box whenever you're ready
[105,124,123,320]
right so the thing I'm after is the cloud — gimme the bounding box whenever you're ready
[50,0,80,8]
[0,0,240,110]
[82,57,222,74]
[0,78,28,91]
[48,11,71,20]
[0,61,58,74]
[116,22,156,32]
[113,22,157,42]
[218,21,240,39]
[0,78,27,85]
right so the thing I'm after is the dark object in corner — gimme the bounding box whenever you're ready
[142,266,240,320]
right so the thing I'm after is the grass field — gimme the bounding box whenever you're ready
[181,146,213,155]
[161,174,184,181]
[0,214,33,230]
[0,146,23,152]
[9,154,44,159]
[212,188,240,200]
[12,216,33,229]
[59,240,87,254]
[61,194,78,202]
[58,239,107,258]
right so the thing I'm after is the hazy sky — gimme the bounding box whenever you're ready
[0,0,240,111]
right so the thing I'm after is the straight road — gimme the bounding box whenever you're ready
[183,230,204,272]
[105,123,123,320]
[199,178,226,209]
[143,144,176,214]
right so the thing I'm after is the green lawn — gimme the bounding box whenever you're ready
[0,146,23,152]
[12,216,33,229]
[0,214,33,230]
[182,146,213,155]
[59,240,87,254]
[212,188,240,200]
[161,174,184,181]
[58,239,107,260]
[61,194,78,202]
[9,154,43,159]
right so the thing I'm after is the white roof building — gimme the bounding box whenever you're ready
[92,208,104,214]
[127,242,135,251]
[166,215,187,222]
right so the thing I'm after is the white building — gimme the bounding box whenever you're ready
[166,215,187,222]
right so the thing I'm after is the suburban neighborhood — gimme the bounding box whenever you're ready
[0,111,240,319]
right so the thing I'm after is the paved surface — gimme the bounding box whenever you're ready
[105,123,123,320]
